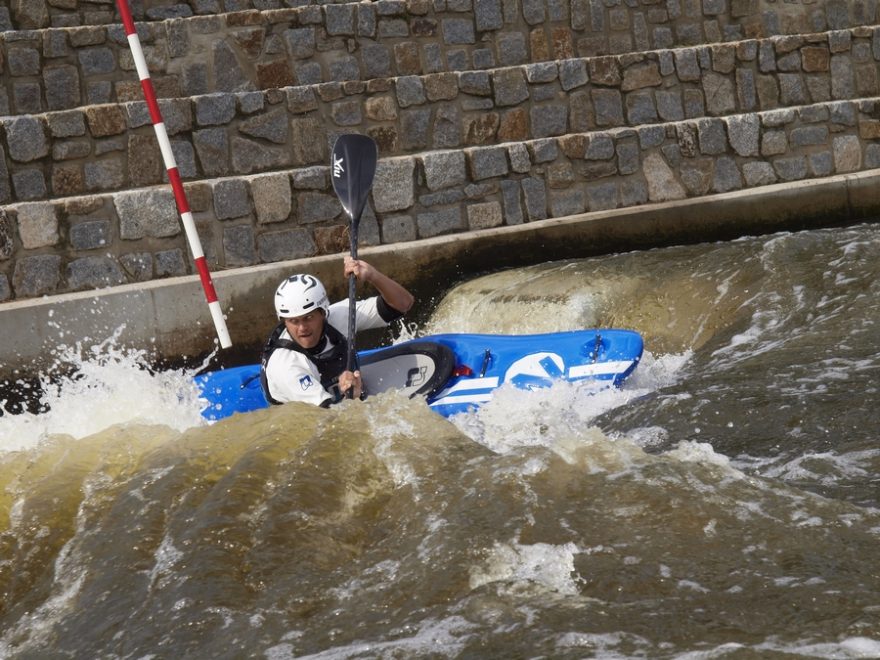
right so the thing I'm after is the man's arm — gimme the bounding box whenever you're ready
[344,257,414,314]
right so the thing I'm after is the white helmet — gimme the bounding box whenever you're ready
[274,274,329,318]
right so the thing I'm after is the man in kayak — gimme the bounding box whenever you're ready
[260,256,414,407]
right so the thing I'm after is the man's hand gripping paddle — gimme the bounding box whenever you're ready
[330,134,379,399]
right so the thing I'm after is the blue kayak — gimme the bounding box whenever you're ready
[196,329,644,421]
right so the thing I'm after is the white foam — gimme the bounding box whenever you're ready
[469,539,584,596]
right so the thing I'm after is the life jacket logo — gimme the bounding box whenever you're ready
[332,154,344,178]
[299,375,314,390]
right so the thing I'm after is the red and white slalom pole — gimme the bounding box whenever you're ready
[116,0,232,348]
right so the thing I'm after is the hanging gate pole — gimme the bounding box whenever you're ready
[116,0,232,349]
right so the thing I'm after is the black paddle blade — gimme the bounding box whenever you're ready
[331,134,378,223]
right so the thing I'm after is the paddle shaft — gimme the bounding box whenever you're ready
[347,223,359,375]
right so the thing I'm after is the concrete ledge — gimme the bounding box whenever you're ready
[1,171,877,381]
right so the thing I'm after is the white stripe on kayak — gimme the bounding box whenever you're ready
[568,360,635,379]
[431,392,494,406]
[436,377,499,395]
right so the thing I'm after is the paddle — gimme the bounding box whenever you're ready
[330,133,379,397]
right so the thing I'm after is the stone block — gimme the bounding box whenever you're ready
[155,249,187,277]
[498,32,528,66]
[13,255,62,298]
[559,59,588,91]
[713,157,743,193]
[530,104,568,137]
[400,108,432,149]
[17,202,59,249]
[422,150,467,190]
[78,47,115,75]
[467,201,503,229]
[434,106,462,148]
[643,152,686,202]
[297,192,341,224]
[84,158,124,192]
[373,157,415,212]
[196,93,236,126]
[467,146,508,180]
[521,177,547,221]
[761,130,787,156]
[587,182,618,211]
[4,116,49,162]
[656,90,684,121]
[43,65,81,111]
[743,161,777,187]
[702,72,736,115]
[697,118,727,155]
[475,0,503,31]
[258,228,317,262]
[12,170,47,201]
[396,76,427,107]
[492,68,529,106]
[417,207,464,238]
[550,189,585,217]
[833,135,861,173]
[250,173,291,224]
[808,151,834,177]
[508,143,531,173]
[625,91,658,124]
[193,128,229,177]
[326,4,356,35]
[622,62,662,91]
[379,214,416,243]
[773,156,808,181]
[592,88,624,126]
[726,114,760,157]
[231,137,291,174]
[70,220,110,250]
[223,225,256,267]
[0,275,9,301]
[67,256,125,290]
[47,111,86,138]
[501,179,523,225]
[115,189,180,239]
[213,179,252,220]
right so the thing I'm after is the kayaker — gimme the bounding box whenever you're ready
[260,256,414,407]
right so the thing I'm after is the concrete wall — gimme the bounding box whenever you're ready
[2,0,880,371]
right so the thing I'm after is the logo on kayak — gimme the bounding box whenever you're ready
[406,366,427,388]
[332,154,344,178]
[299,375,313,390]
[505,352,565,389]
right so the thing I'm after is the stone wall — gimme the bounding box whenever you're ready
[2,0,880,302]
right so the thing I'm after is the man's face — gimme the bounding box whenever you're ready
[284,310,325,349]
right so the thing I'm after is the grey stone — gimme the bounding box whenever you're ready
[258,228,316,262]
[238,91,265,115]
[833,135,861,173]
[231,137,291,174]
[683,89,705,118]
[84,159,124,192]
[779,73,809,105]
[493,68,529,106]
[43,66,80,111]
[47,111,86,138]
[531,82,560,103]
[522,0,545,23]
[501,179,523,225]
[196,93,236,126]
[326,4,356,35]
[114,189,181,239]
[238,109,289,144]
[521,177,547,221]
[639,125,666,149]
[865,143,880,168]
[78,47,115,75]
[530,139,558,163]
[295,63,322,86]
[550,189,586,217]
[171,140,198,179]
[467,146,509,180]
[14,82,42,113]
[726,114,760,157]
[526,62,559,84]
[585,134,615,160]
[790,125,828,147]
[434,105,462,148]
[0,275,9,302]
[213,41,252,92]
[442,18,475,44]
[508,143,531,173]
[0,148,9,205]
[417,207,464,238]
[16,202,58,249]
[70,220,110,250]
[531,105,568,138]
[498,32,528,66]
[808,151,834,177]
[656,90,684,121]
[422,150,467,190]
[154,249,188,277]
[831,55,855,100]
[362,43,392,78]
[743,161,777,187]
[377,18,409,39]
[702,72,736,115]
[799,105,829,124]
[292,167,327,190]
[12,170,47,201]
[193,128,229,177]
[330,100,362,127]
[467,201,503,229]
[773,156,808,181]
[459,71,492,96]
[358,4,377,37]
[737,68,757,110]
[675,49,701,81]
[397,76,427,107]
[830,102,857,127]
[297,192,341,224]
[4,117,48,162]
[13,255,62,298]
[593,89,625,126]
[420,189,465,207]
[223,225,256,267]
[643,152,686,201]
[285,27,316,59]
[329,56,360,82]
[616,140,640,175]
[712,157,742,193]
[373,157,415,212]
[475,0,503,31]
[251,173,291,224]
[759,41,776,73]
[587,182,618,211]
[620,179,648,206]
[698,118,727,155]
[400,108,432,149]
[67,256,125,291]
[380,214,417,243]
[213,179,252,222]
[626,92,658,124]
[559,59,588,91]
[761,130,787,156]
